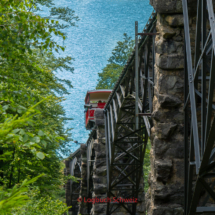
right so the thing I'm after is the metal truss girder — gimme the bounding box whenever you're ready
[183,0,215,214]
[199,177,215,201]
[188,79,215,215]
[110,165,141,189]
[103,10,156,215]
[109,191,133,214]
[112,164,136,186]
[114,143,140,162]
[182,0,201,173]
[114,127,145,143]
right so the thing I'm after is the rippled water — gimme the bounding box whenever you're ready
[43,0,153,152]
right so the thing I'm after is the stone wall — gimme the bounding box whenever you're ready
[78,144,88,215]
[91,109,107,215]
[65,110,106,215]
[146,1,186,214]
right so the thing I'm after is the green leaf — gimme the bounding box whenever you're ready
[34,136,40,143]
[27,121,34,126]
[41,140,47,147]
[38,130,44,136]
[19,129,25,135]
[27,160,32,165]
[36,152,45,160]
[3,105,9,110]
[19,135,23,142]
[6,133,15,139]
[31,148,36,153]
[12,129,20,134]
[23,134,28,143]
[17,109,23,114]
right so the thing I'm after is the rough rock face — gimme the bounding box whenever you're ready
[91,126,107,215]
[147,1,185,214]
[150,0,183,13]
[91,110,107,215]
[150,0,197,14]
[94,109,105,126]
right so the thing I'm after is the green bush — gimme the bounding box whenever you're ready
[12,187,71,215]
[0,175,41,214]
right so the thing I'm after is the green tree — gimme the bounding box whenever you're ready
[0,0,79,61]
[0,0,78,199]
[96,33,134,89]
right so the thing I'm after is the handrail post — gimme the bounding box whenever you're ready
[135,21,139,130]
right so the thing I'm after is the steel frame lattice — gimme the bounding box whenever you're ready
[183,0,215,214]
[104,11,157,215]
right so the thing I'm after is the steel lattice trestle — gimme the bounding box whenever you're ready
[183,0,215,214]
[103,11,157,215]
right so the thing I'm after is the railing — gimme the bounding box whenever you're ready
[183,0,215,214]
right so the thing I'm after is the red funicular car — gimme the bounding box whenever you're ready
[84,90,112,130]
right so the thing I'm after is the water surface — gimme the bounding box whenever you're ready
[46,0,153,152]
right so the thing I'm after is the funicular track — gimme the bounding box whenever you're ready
[103,11,157,214]
[183,0,215,214]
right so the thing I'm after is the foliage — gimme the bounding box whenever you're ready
[12,187,71,215]
[0,0,80,213]
[143,139,151,192]
[0,0,79,211]
[96,33,134,89]
[0,67,71,191]
[0,98,72,195]
[0,175,42,214]
[0,0,79,61]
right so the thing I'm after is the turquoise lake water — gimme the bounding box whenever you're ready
[44,0,153,152]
